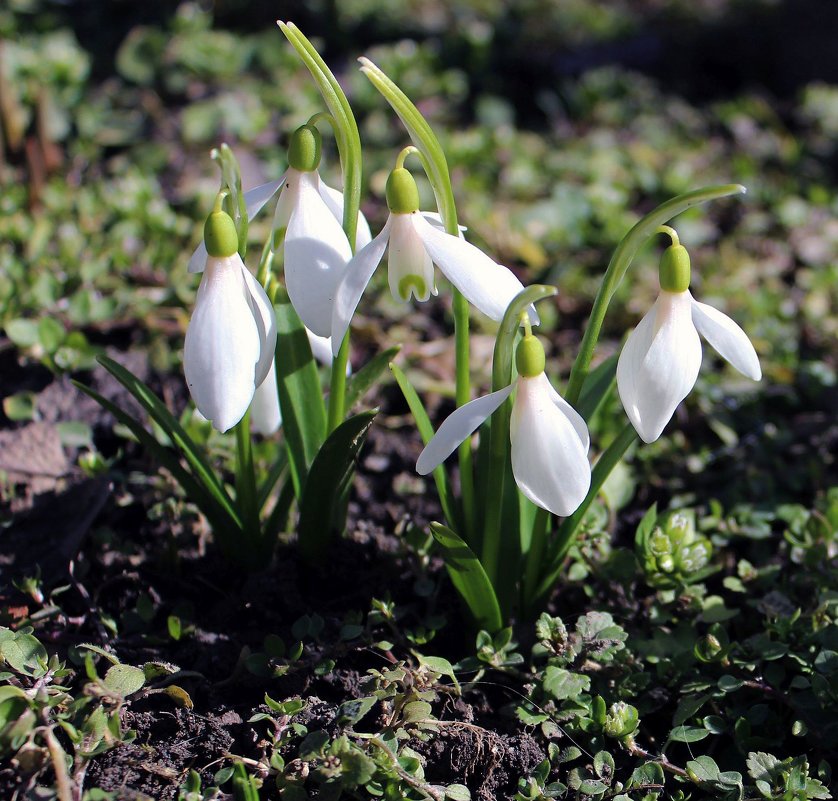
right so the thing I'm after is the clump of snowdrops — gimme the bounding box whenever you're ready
[81,23,761,631]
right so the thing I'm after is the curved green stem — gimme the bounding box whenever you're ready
[359,58,475,532]
[564,184,746,406]
[481,285,558,586]
[280,22,363,431]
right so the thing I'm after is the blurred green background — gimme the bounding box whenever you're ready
[0,0,836,502]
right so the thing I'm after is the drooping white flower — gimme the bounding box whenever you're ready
[271,124,372,339]
[617,239,761,444]
[416,335,590,517]
[331,166,535,356]
[184,203,276,433]
[187,179,370,278]
[248,329,350,436]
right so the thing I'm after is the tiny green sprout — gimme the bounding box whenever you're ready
[287,123,322,172]
[694,622,731,664]
[203,193,239,258]
[603,701,639,740]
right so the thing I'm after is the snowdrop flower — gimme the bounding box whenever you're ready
[184,197,276,433]
[331,163,535,356]
[417,334,591,517]
[617,232,761,444]
[272,124,371,338]
[249,329,350,436]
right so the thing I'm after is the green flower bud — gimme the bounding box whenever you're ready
[516,335,546,378]
[204,208,239,258]
[386,167,420,214]
[658,244,691,293]
[604,701,639,739]
[287,124,322,172]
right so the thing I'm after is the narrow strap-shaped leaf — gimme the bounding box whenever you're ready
[389,362,457,529]
[93,356,240,523]
[298,410,377,563]
[72,380,241,537]
[576,353,618,422]
[430,522,502,635]
[344,345,401,410]
[274,287,327,499]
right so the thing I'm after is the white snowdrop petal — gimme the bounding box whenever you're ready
[690,297,761,381]
[421,212,467,233]
[184,257,261,433]
[188,240,208,275]
[240,266,277,386]
[510,376,591,517]
[188,178,285,274]
[318,179,373,249]
[542,374,590,452]
[620,292,702,443]
[616,304,658,438]
[411,214,538,325]
[244,177,285,220]
[416,384,515,475]
[284,172,352,337]
[250,358,282,435]
[388,214,434,302]
[331,217,393,356]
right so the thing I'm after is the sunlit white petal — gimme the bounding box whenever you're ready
[331,217,393,356]
[416,384,515,475]
[690,296,761,381]
[421,212,467,233]
[188,178,285,274]
[284,171,352,337]
[411,213,538,324]
[618,291,702,443]
[389,214,434,303]
[510,375,591,516]
[318,179,373,249]
[250,358,282,435]
[241,267,277,386]
[544,378,590,452]
[184,255,261,432]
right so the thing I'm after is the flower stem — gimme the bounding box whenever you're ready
[482,285,557,590]
[521,505,550,614]
[234,411,263,563]
[564,184,746,407]
[328,332,350,432]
